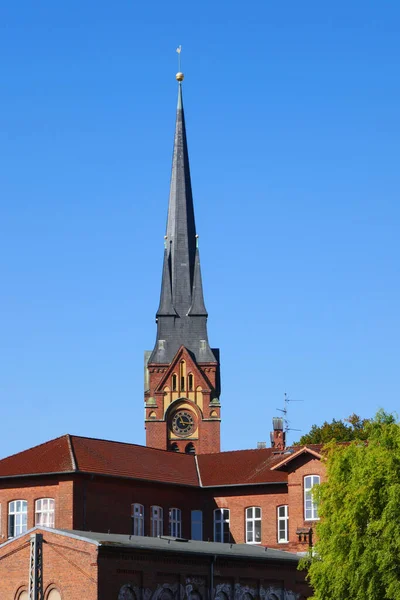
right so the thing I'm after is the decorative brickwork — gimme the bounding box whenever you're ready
[145,346,220,454]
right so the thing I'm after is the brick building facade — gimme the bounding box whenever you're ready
[0,74,320,597]
[0,529,310,600]
[0,435,324,552]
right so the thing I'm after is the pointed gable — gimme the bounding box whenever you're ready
[154,345,212,394]
[270,446,323,472]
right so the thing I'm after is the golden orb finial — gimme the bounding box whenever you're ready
[176,72,184,82]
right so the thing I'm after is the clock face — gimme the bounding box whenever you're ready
[171,410,195,437]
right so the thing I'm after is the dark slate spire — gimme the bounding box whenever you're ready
[188,246,208,316]
[150,77,216,364]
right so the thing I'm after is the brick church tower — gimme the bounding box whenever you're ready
[144,73,221,454]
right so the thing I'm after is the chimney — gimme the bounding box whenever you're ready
[270,417,286,450]
[257,441,266,449]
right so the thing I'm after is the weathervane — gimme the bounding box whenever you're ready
[176,45,184,82]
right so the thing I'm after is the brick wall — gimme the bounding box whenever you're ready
[0,476,74,543]
[210,484,288,547]
[0,529,312,599]
[0,454,326,554]
[145,347,220,454]
[98,545,311,600]
[0,529,97,600]
[72,474,208,537]
[285,455,326,552]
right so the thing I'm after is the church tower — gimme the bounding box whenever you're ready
[144,72,221,454]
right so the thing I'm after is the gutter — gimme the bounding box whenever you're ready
[0,470,287,489]
[201,481,286,489]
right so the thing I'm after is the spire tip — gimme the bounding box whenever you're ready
[176,46,183,81]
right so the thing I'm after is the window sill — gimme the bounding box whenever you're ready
[245,541,262,545]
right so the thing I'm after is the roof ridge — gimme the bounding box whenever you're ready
[199,447,275,457]
[69,434,196,458]
[194,455,203,487]
[0,434,70,462]
[67,434,78,471]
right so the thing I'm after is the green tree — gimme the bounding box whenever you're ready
[302,410,400,600]
[294,413,369,445]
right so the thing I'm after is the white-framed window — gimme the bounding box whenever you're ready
[8,500,28,538]
[35,498,55,528]
[304,475,320,520]
[169,508,182,538]
[277,505,288,543]
[191,510,203,540]
[151,505,163,537]
[131,503,145,536]
[246,506,262,544]
[214,508,230,543]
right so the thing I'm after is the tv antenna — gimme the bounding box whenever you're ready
[276,392,303,434]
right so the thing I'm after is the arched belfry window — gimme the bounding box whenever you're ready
[172,374,177,391]
[185,442,195,455]
[170,442,179,452]
[188,373,194,391]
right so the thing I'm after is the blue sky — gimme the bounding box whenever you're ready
[1,2,399,457]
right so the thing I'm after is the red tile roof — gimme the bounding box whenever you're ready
[0,435,74,477]
[71,436,199,486]
[0,437,326,487]
[0,435,199,487]
[197,448,288,487]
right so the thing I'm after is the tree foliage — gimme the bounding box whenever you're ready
[302,410,400,600]
[294,413,370,445]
